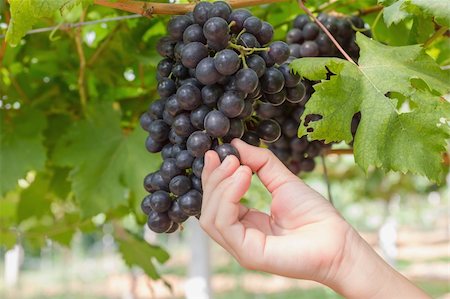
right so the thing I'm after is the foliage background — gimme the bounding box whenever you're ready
[0,0,449,281]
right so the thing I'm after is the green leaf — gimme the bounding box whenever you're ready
[6,0,93,46]
[53,103,160,218]
[17,173,52,222]
[408,0,450,27]
[116,230,169,279]
[381,0,410,26]
[0,108,47,195]
[291,33,450,182]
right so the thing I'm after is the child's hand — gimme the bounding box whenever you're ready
[200,139,430,299]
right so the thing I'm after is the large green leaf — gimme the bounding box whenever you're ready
[291,33,450,182]
[53,103,160,217]
[0,108,47,195]
[408,0,450,27]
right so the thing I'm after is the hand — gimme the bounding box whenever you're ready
[200,139,351,283]
[200,139,430,299]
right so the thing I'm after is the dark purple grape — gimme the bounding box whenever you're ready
[157,78,177,98]
[282,118,299,138]
[157,58,174,77]
[140,113,153,131]
[207,39,229,51]
[172,63,189,79]
[350,16,365,29]
[337,19,353,39]
[289,44,302,58]
[203,17,230,43]
[246,54,266,78]
[165,95,183,117]
[261,67,285,94]
[303,23,320,40]
[171,144,185,156]
[235,68,259,94]
[228,8,252,33]
[156,37,176,58]
[187,131,212,157]
[144,173,155,193]
[191,175,202,192]
[149,191,172,213]
[238,32,260,48]
[149,99,165,119]
[148,119,170,142]
[241,131,260,147]
[169,128,187,145]
[264,89,286,106]
[202,84,223,108]
[204,110,230,138]
[196,57,222,85]
[300,158,316,172]
[169,175,191,196]
[294,15,310,29]
[214,49,241,75]
[160,158,182,183]
[179,190,203,216]
[286,83,306,103]
[167,15,193,40]
[174,42,185,60]
[269,146,290,164]
[173,113,195,137]
[162,108,175,125]
[147,211,172,233]
[257,119,281,143]
[190,105,211,130]
[151,172,170,192]
[288,160,301,174]
[193,1,213,25]
[260,50,275,67]
[257,102,284,119]
[272,135,290,150]
[278,64,301,88]
[146,136,164,153]
[166,222,179,233]
[300,41,319,57]
[316,33,334,55]
[237,100,254,119]
[176,150,195,170]
[183,24,206,43]
[290,136,309,152]
[243,16,262,35]
[141,195,152,215]
[256,21,274,45]
[218,92,245,118]
[268,41,290,64]
[168,200,189,223]
[215,143,240,162]
[176,84,202,111]
[181,42,209,68]
[192,157,204,178]
[208,1,232,20]
[287,28,303,44]
[161,144,173,159]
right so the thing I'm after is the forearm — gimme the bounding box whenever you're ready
[326,228,431,299]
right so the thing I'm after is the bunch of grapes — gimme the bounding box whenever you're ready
[139,1,305,233]
[286,13,367,59]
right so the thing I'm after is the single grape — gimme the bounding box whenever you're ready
[316,33,334,55]
[187,131,212,157]
[151,171,170,192]
[278,64,301,88]
[192,157,204,177]
[147,210,172,233]
[268,41,290,64]
[237,32,260,48]
[214,49,241,76]
[237,100,254,119]
[176,150,195,170]
[243,16,262,35]
[289,44,302,58]
[202,84,223,108]
[235,68,259,94]
[166,222,179,234]
[217,91,245,118]
[161,144,173,159]
[246,54,266,78]
[257,119,281,143]
[169,128,188,145]
[259,50,275,67]
[149,191,172,213]
[172,63,189,79]
[144,173,156,193]
[176,84,202,111]
[256,21,274,45]
[168,200,189,223]
[203,17,230,43]
[286,28,303,44]
[215,143,240,162]
[172,113,195,137]
[140,113,153,131]
[286,83,306,103]
[141,195,153,215]
[165,95,183,117]
[174,42,185,60]
[149,99,165,119]
[181,42,208,68]
[160,158,183,183]
[223,118,245,142]
[148,119,170,142]
[300,41,319,57]
[190,105,211,130]
[169,175,192,196]
[183,24,206,43]
[293,15,310,29]
[167,15,193,40]
[336,18,353,39]
[146,136,165,153]
[193,1,213,25]
[261,67,285,94]
[172,144,185,157]
[208,1,232,20]
[228,8,252,33]
[191,175,203,192]
[204,110,230,138]
[282,118,299,138]
[157,58,174,77]
[156,37,176,58]
[303,23,320,40]
[300,157,316,172]
[157,78,177,98]
[196,57,223,85]
[264,89,286,106]
[241,131,260,147]
[179,190,203,216]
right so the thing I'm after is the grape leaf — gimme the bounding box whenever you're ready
[53,103,160,218]
[408,0,450,27]
[17,173,52,222]
[291,33,450,182]
[116,230,170,280]
[380,0,410,26]
[6,0,93,46]
[0,108,47,195]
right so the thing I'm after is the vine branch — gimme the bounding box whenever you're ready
[297,0,357,65]
[93,0,288,16]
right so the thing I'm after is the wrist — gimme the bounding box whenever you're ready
[324,227,430,299]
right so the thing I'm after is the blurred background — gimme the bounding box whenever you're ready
[0,0,449,298]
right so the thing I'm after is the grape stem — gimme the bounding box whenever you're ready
[93,0,288,16]
[297,0,357,65]
[228,42,270,53]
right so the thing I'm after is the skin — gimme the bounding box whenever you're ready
[200,139,431,299]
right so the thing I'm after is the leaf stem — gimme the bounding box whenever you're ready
[424,26,449,48]
[297,0,357,65]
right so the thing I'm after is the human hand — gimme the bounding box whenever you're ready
[200,139,430,299]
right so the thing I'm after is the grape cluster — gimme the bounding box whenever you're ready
[140,1,302,233]
[286,13,367,60]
